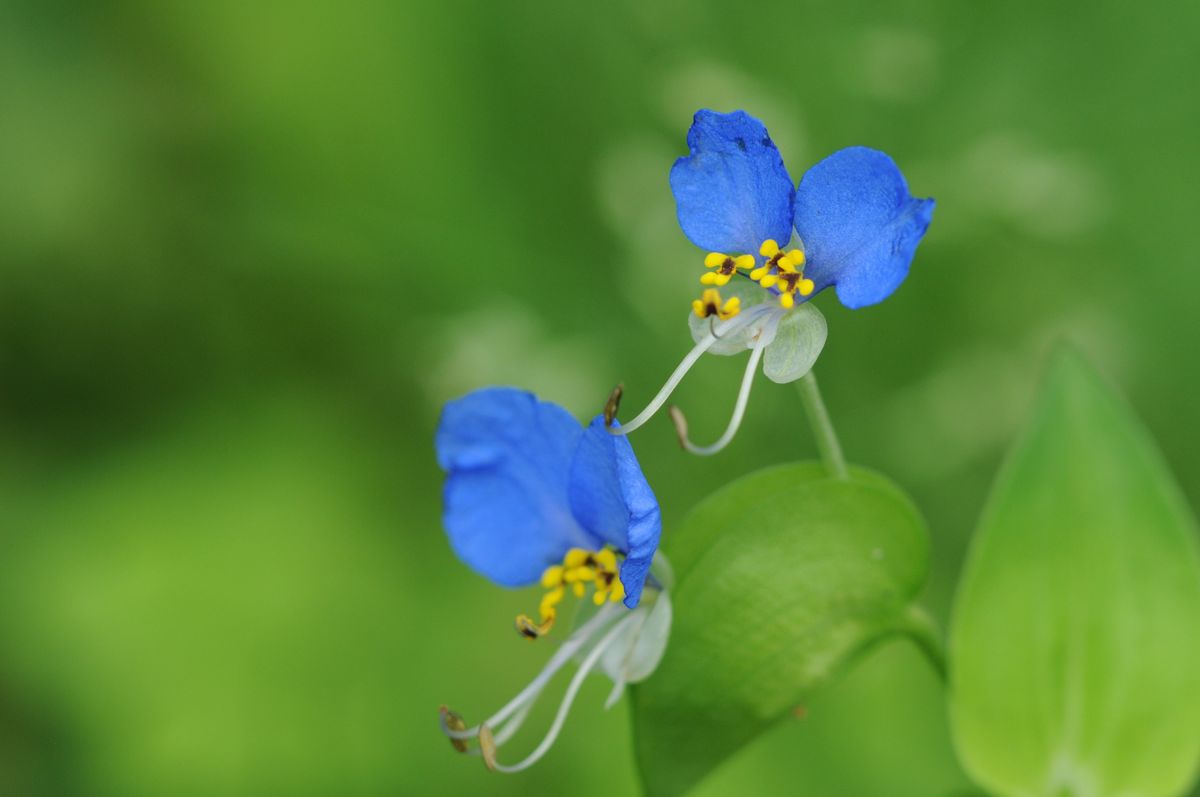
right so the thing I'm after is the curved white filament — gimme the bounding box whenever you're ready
[440,604,620,741]
[609,308,764,437]
[676,327,771,456]
[491,612,641,773]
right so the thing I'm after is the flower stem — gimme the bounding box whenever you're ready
[796,371,849,480]
[895,604,948,683]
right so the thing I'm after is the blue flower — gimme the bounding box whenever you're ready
[671,109,935,310]
[609,110,934,455]
[436,386,661,613]
[437,387,672,773]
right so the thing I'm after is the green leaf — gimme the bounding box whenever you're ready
[762,303,827,384]
[631,462,931,796]
[949,348,1200,797]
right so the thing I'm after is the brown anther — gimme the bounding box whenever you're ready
[668,406,689,450]
[718,257,737,276]
[440,705,469,753]
[604,383,624,427]
[780,272,801,291]
[479,724,498,771]
[515,613,553,640]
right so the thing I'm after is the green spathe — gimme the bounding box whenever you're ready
[950,348,1200,797]
[631,462,931,797]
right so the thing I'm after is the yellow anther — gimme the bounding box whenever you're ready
[700,253,754,287]
[515,546,626,639]
[540,565,564,589]
[540,585,564,615]
[755,239,813,308]
[759,239,781,258]
[693,288,740,321]
[699,270,731,286]
[594,549,617,571]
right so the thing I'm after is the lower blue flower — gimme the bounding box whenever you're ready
[436,386,662,610]
[436,387,672,773]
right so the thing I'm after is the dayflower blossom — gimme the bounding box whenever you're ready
[435,387,672,772]
[612,109,935,454]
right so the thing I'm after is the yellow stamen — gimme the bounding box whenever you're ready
[594,549,617,571]
[692,288,741,321]
[755,239,813,308]
[515,547,626,639]
[540,565,564,589]
[700,251,754,287]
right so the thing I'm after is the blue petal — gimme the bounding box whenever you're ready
[793,147,935,309]
[568,417,662,608]
[669,109,795,255]
[436,387,600,587]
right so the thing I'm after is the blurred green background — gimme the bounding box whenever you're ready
[1,1,1197,795]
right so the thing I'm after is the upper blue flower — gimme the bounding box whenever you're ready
[436,387,661,608]
[670,109,935,309]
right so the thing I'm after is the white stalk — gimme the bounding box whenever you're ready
[675,315,775,456]
[608,308,762,436]
[440,604,619,741]
[490,612,641,773]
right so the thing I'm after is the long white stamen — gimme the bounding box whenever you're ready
[609,307,763,437]
[673,327,770,456]
[490,613,641,773]
[440,605,619,741]
[607,335,716,436]
[487,698,535,746]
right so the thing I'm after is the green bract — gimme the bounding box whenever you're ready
[950,349,1200,797]
[631,462,931,796]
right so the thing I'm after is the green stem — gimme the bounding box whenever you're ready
[897,604,948,683]
[796,371,849,480]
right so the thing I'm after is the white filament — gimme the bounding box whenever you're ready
[677,323,772,456]
[440,604,619,741]
[609,307,765,436]
[491,612,641,773]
